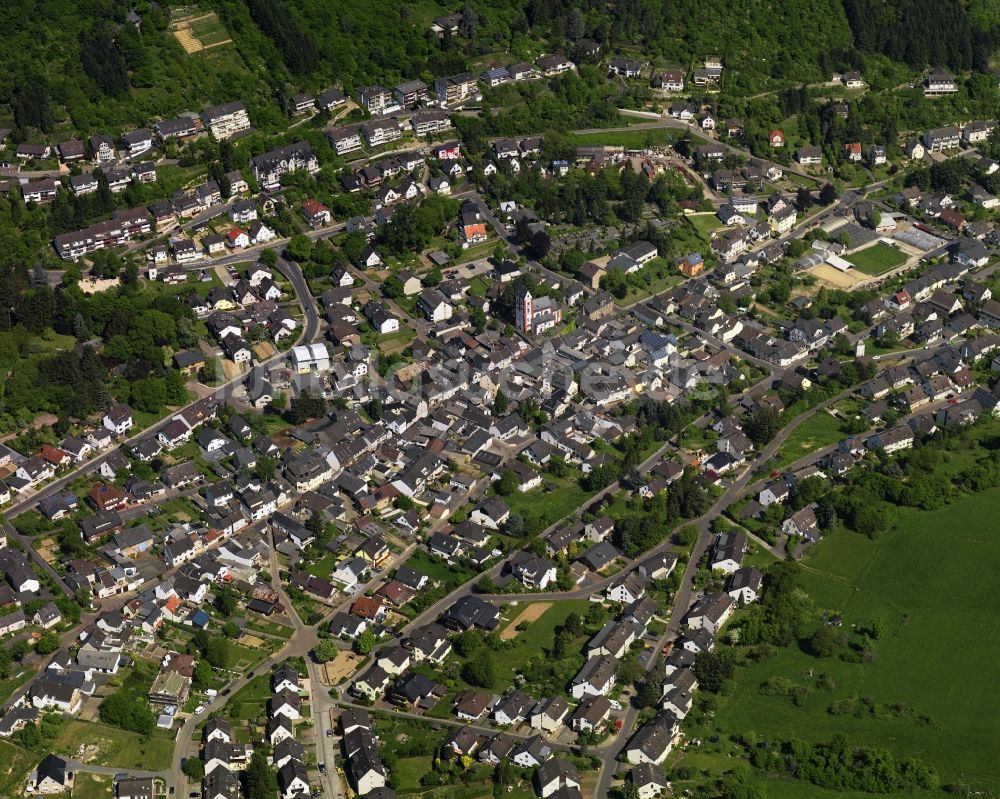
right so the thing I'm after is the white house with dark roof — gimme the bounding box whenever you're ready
[685,592,735,634]
[570,655,617,699]
[27,754,73,794]
[625,715,680,765]
[727,566,763,604]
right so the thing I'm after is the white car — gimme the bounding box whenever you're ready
[194,705,206,715]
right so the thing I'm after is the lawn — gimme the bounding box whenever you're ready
[679,424,717,452]
[393,755,434,791]
[35,332,78,352]
[501,474,592,534]
[742,539,781,570]
[151,164,210,195]
[846,242,908,275]
[224,640,271,670]
[401,550,476,589]
[407,0,450,26]
[467,276,490,297]
[70,772,114,799]
[227,673,272,721]
[0,740,35,798]
[245,619,294,640]
[569,128,675,148]
[702,488,1000,791]
[493,600,595,677]
[784,171,819,189]
[771,411,845,470]
[145,268,223,300]
[614,260,685,306]
[686,212,725,238]
[368,327,415,354]
[156,496,202,521]
[52,720,175,770]
[455,242,495,265]
[305,552,339,579]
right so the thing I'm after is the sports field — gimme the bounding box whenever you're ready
[845,242,908,275]
[703,488,1000,791]
[808,262,867,289]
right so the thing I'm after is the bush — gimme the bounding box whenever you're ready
[462,650,496,688]
[183,757,205,780]
[808,625,847,658]
[99,690,155,736]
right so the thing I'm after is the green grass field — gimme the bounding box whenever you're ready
[501,474,591,534]
[772,411,846,469]
[70,772,114,799]
[224,639,270,670]
[686,212,725,238]
[467,276,490,297]
[569,128,675,148]
[52,720,175,770]
[305,552,338,579]
[784,171,819,188]
[455,242,494,265]
[497,600,594,675]
[393,756,434,792]
[846,243,908,275]
[401,550,477,589]
[703,488,1000,791]
[406,0,450,27]
[228,673,273,721]
[0,739,35,797]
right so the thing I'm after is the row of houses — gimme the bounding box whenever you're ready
[18,100,250,172]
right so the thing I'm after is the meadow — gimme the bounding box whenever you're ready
[695,488,1000,792]
[686,212,726,238]
[568,128,676,148]
[0,740,36,797]
[501,473,592,534]
[770,410,846,469]
[52,720,175,770]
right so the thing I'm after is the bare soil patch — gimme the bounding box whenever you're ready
[500,602,552,640]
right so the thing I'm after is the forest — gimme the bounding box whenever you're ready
[4,0,1000,140]
[0,257,197,436]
